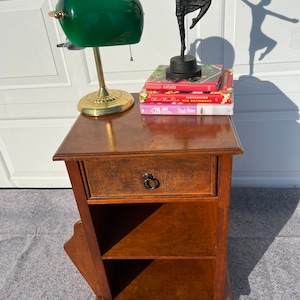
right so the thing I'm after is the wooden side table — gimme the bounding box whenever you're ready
[53,97,243,300]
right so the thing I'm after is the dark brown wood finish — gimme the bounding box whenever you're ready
[53,100,242,160]
[54,95,243,300]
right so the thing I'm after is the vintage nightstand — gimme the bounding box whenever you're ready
[53,96,243,300]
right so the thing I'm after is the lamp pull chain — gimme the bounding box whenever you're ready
[129,45,133,61]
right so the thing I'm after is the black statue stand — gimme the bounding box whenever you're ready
[166,0,212,80]
[166,55,201,80]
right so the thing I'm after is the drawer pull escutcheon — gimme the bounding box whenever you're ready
[143,173,160,190]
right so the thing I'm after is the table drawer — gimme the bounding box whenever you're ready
[82,155,217,201]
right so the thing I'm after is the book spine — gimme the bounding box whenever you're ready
[141,70,233,104]
[141,93,231,104]
[219,69,233,94]
[144,81,219,92]
[139,103,234,116]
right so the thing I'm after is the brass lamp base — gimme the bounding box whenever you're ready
[77,88,134,117]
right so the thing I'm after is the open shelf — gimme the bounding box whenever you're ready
[90,202,217,259]
[105,259,215,300]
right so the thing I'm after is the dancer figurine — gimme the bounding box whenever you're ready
[176,0,212,57]
[166,0,212,80]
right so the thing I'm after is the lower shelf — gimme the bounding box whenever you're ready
[106,259,215,300]
[65,222,232,299]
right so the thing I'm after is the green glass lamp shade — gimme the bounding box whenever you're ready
[55,0,144,47]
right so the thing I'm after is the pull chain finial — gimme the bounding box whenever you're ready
[129,45,133,61]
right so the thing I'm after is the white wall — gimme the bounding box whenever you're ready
[231,0,300,187]
[0,0,299,188]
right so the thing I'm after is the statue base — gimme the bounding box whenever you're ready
[166,55,201,80]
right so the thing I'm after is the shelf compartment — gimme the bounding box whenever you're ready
[90,202,217,259]
[105,259,215,300]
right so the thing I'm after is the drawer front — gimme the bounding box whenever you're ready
[83,155,217,200]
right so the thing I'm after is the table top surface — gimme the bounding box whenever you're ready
[53,96,243,161]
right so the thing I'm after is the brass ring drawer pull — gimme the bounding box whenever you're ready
[143,173,160,190]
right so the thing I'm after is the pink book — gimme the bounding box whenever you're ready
[139,102,234,116]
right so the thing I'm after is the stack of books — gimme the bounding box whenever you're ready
[139,64,233,115]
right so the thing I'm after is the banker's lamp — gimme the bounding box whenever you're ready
[49,0,144,116]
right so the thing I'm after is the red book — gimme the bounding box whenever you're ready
[140,69,233,104]
[144,64,223,92]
